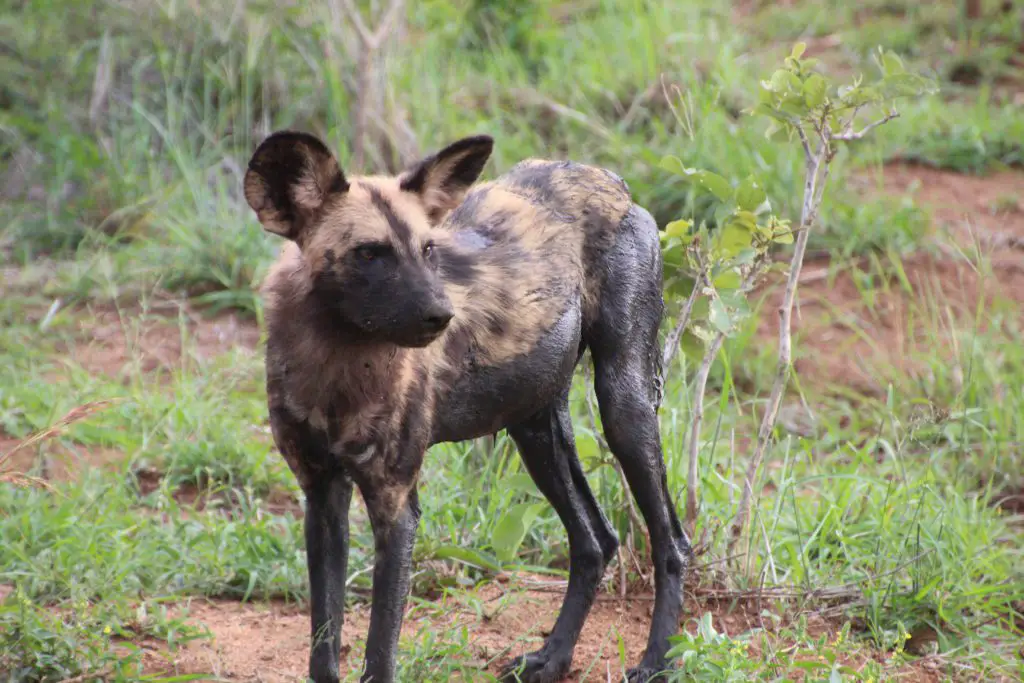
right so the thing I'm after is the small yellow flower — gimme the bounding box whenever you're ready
[103,625,112,635]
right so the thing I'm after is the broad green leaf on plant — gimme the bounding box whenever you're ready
[689,295,710,323]
[768,69,802,95]
[841,84,884,107]
[667,274,697,298]
[877,73,939,99]
[679,330,705,362]
[690,171,732,202]
[763,118,783,140]
[733,248,758,266]
[879,48,905,76]
[659,158,732,203]
[709,297,731,334]
[735,210,758,230]
[575,432,603,466]
[772,224,795,244]
[492,502,546,563]
[802,73,827,108]
[790,41,806,59]
[662,242,687,270]
[431,545,503,573]
[503,472,541,498]
[665,276,695,302]
[664,219,693,241]
[712,269,741,290]
[735,176,767,212]
[658,155,689,177]
[718,223,753,257]
[719,291,751,319]
[777,96,811,118]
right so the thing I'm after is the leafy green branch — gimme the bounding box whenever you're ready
[658,44,938,552]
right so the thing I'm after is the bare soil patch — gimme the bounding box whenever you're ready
[755,163,1024,396]
[57,304,261,381]
[142,579,941,682]
[863,162,1024,245]
[0,432,124,482]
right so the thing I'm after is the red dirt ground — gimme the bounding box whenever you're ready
[754,162,1024,396]
[141,579,944,682]
[59,304,261,381]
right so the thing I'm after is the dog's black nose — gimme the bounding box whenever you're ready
[422,307,454,332]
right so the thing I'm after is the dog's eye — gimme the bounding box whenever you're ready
[422,243,435,259]
[355,244,390,262]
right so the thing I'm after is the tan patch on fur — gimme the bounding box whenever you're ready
[430,159,633,367]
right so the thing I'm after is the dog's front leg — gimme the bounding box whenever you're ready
[305,472,354,683]
[359,484,421,683]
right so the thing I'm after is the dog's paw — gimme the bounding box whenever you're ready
[625,664,673,683]
[499,650,572,683]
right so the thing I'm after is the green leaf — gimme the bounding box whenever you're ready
[877,73,939,99]
[667,274,697,298]
[691,170,732,202]
[841,84,883,106]
[679,330,705,362]
[720,225,753,258]
[712,269,741,290]
[431,545,503,573]
[659,158,732,203]
[575,434,602,465]
[492,502,546,563]
[665,219,692,240]
[802,73,827,108]
[689,296,710,323]
[735,176,767,212]
[790,42,806,59]
[777,96,810,118]
[658,155,689,177]
[709,298,731,334]
[769,69,802,95]
[881,49,905,76]
[773,226,795,244]
[733,248,758,266]
[718,223,753,256]
[503,472,541,497]
[731,210,758,231]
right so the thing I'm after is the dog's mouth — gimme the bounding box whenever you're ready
[399,327,448,348]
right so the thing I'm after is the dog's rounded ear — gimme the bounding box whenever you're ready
[244,131,349,240]
[399,135,494,224]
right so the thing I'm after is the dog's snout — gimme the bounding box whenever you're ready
[422,305,454,332]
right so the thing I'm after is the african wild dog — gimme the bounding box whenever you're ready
[243,131,691,683]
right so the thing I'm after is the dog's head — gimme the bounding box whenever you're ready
[244,131,493,347]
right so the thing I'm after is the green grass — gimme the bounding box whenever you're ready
[2,0,1024,680]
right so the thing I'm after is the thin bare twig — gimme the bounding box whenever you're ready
[684,332,726,533]
[331,0,405,171]
[684,266,762,533]
[834,111,900,141]
[661,272,705,371]
[57,667,113,683]
[728,117,830,556]
[506,87,613,140]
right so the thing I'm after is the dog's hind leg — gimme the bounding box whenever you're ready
[587,205,691,682]
[500,387,619,683]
